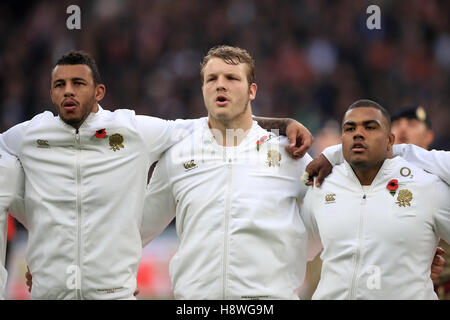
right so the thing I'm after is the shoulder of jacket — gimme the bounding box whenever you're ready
[0,150,19,167]
[102,108,136,121]
[162,123,203,157]
[110,108,136,116]
[12,111,55,131]
[395,156,440,185]
[29,110,56,123]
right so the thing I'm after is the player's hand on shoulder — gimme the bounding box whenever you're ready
[285,120,313,159]
[304,153,333,187]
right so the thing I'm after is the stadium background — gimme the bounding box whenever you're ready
[1,0,449,299]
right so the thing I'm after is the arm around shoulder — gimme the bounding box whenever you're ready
[141,155,177,247]
[432,179,450,244]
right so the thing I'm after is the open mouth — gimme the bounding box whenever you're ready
[351,142,367,152]
[62,99,78,111]
[216,95,229,106]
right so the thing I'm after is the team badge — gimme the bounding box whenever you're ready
[37,139,50,148]
[183,159,197,171]
[396,189,413,207]
[325,193,336,204]
[266,150,281,167]
[109,134,124,152]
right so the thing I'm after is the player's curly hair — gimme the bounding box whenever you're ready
[200,45,255,86]
[55,50,102,85]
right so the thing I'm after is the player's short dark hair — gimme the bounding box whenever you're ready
[345,99,391,131]
[55,50,102,85]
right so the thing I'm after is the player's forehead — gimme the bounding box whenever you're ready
[343,107,384,125]
[51,64,93,82]
[203,57,248,77]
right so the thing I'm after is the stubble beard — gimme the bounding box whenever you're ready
[213,97,250,128]
[58,96,96,129]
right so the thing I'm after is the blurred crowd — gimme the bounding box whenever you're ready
[0,0,449,299]
[0,0,449,152]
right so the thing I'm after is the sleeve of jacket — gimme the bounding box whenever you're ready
[394,144,450,185]
[0,211,7,300]
[140,154,176,247]
[432,179,450,244]
[7,164,26,229]
[0,121,29,157]
[135,116,199,162]
[299,188,323,261]
[321,144,344,166]
[0,152,22,300]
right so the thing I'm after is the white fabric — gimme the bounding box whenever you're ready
[141,118,313,299]
[0,148,23,299]
[323,143,450,186]
[0,106,197,299]
[301,156,450,299]
[393,144,450,185]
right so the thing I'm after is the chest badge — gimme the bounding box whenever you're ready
[109,134,124,152]
[396,189,412,207]
[266,150,281,167]
[37,139,50,148]
[325,193,336,204]
[183,159,197,171]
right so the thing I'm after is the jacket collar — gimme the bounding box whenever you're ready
[57,104,105,131]
[201,117,260,149]
[343,156,400,188]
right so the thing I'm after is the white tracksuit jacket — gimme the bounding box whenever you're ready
[0,150,23,299]
[301,156,450,299]
[0,106,195,299]
[141,118,313,299]
[393,144,450,186]
[322,143,450,185]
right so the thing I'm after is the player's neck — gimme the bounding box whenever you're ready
[352,160,385,186]
[208,111,253,147]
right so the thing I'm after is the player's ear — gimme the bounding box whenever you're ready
[387,132,395,151]
[95,84,106,102]
[249,83,257,101]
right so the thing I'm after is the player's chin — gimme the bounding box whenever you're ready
[60,113,82,127]
[349,156,369,166]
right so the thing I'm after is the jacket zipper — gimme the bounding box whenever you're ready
[75,129,83,300]
[222,158,232,299]
[348,193,367,299]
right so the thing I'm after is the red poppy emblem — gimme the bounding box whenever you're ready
[387,179,398,196]
[256,136,268,151]
[95,129,107,139]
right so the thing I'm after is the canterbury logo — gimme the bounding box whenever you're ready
[183,160,197,171]
[37,139,50,148]
[325,193,336,204]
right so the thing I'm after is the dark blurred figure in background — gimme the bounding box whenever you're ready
[391,106,434,149]
[391,105,450,299]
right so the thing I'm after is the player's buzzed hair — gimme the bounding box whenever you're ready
[345,99,392,131]
[55,50,102,85]
[200,45,255,86]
